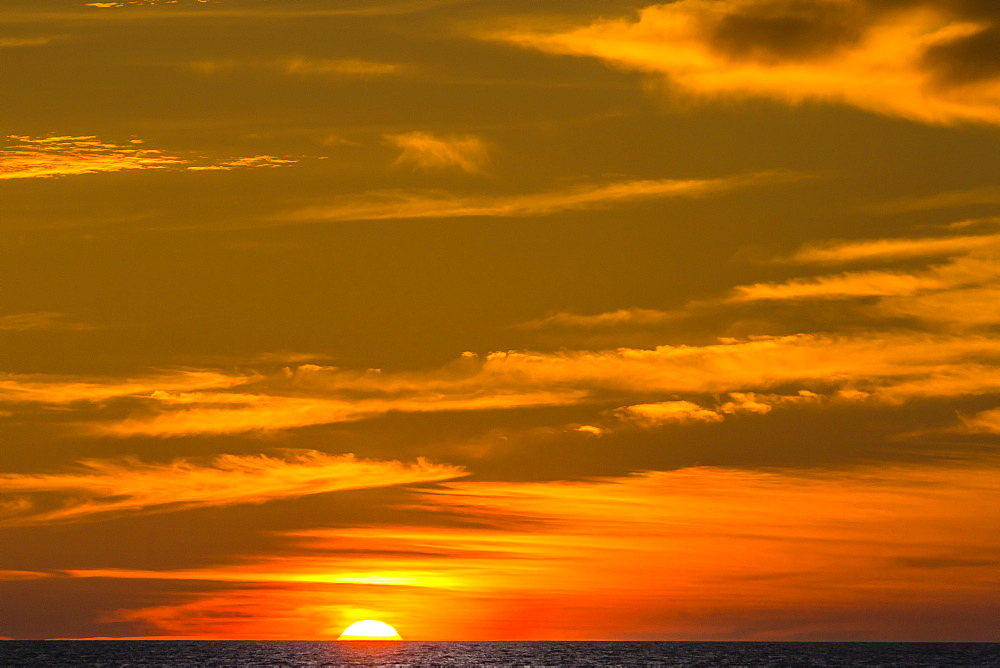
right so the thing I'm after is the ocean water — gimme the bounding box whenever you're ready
[1,641,997,667]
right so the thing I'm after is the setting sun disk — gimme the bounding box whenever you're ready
[337,620,402,641]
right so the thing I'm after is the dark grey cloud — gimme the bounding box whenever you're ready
[709,0,866,63]
[922,26,1000,86]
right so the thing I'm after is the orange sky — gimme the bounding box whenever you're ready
[1,0,998,641]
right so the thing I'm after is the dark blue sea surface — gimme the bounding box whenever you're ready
[1,641,997,667]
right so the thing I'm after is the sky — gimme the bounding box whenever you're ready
[1,0,998,642]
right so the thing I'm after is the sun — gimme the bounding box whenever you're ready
[337,620,403,641]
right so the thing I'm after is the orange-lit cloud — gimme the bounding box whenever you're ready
[870,186,1000,213]
[0,135,297,179]
[0,450,465,526]
[959,407,1000,434]
[385,132,489,173]
[0,369,252,404]
[1,136,184,179]
[518,307,677,330]
[735,234,1000,303]
[188,58,404,77]
[0,312,95,332]
[42,329,996,437]
[276,170,803,222]
[93,388,580,437]
[613,391,827,428]
[0,36,60,47]
[68,458,1000,640]
[5,224,996,438]
[86,0,212,7]
[497,0,1000,125]
[186,156,296,171]
[614,400,723,425]
[784,231,1000,264]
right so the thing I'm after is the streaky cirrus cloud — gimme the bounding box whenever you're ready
[385,132,490,173]
[735,233,1000,300]
[64,458,1000,640]
[0,450,465,526]
[86,0,212,7]
[0,136,296,180]
[0,36,61,47]
[494,0,1000,125]
[517,307,678,330]
[92,387,581,437]
[0,369,254,405]
[274,169,804,222]
[0,312,96,332]
[783,230,1000,264]
[870,187,1000,213]
[519,224,1000,332]
[188,57,405,77]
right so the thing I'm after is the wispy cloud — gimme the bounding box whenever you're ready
[734,235,1000,302]
[186,156,295,171]
[276,170,803,222]
[385,132,490,173]
[189,58,405,77]
[0,135,297,180]
[495,0,1000,125]
[0,312,95,332]
[93,388,579,438]
[0,36,61,48]
[0,450,465,526]
[0,369,252,404]
[784,232,1000,264]
[518,307,677,330]
[960,407,1000,434]
[870,186,1000,213]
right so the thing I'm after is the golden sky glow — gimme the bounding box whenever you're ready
[1,0,998,642]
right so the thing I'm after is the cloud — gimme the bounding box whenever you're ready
[784,231,1000,264]
[614,400,724,425]
[275,170,803,222]
[0,136,297,180]
[0,36,60,48]
[0,312,95,332]
[92,388,579,437]
[5,224,996,438]
[495,0,1000,125]
[0,450,465,526]
[599,391,840,432]
[0,369,252,404]
[870,186,1000,213]
[186,156,296,171]
[959,407,1000,434]
[734,235,1000,302]
[284,58,402,76]
[36,327,997,437]
[189,58,404,77]
[86,0,212,7]
[518,307,677,330]
[875,284,1000,327]
[721,225,1000,330]
[385,132,490,173]
[65,458,1000,640]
